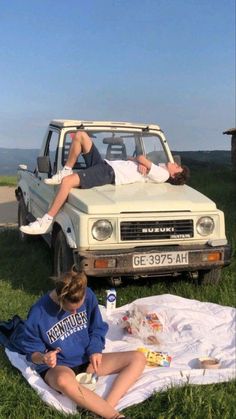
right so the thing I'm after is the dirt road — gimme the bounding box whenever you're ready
[0,186,17,226]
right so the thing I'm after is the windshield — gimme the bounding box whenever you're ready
[62,130,168,169]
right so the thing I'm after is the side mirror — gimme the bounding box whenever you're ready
[173,154,181,165]
[18,164,28,170]
[37,156,50,174]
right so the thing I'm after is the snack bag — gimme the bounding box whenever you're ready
[120,304,164,344]
[137,347,171,367]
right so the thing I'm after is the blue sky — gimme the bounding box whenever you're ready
[0,0,235,150]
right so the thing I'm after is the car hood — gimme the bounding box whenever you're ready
[67,183,216,215]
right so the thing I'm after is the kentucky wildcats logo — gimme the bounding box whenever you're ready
[46,311,88,343]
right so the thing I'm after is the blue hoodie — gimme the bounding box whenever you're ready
[15,287,108,374]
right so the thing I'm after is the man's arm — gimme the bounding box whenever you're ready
[132,155,152,175]
[136,155,170,183]
[129,154,169,182]
[135,155,152,171]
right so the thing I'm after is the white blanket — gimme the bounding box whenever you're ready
[5,294,236,414]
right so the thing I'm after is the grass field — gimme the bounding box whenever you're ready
[0,166,235,419]
[0,176,17,187]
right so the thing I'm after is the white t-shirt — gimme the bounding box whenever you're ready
[105,159,169,185]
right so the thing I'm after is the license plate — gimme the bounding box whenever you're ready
[133,251,189,268]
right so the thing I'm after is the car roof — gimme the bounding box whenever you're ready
[49,119,162,131]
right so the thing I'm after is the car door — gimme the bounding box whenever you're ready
[30,129,60,219]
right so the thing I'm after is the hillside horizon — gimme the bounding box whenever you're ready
[0,148,232,175]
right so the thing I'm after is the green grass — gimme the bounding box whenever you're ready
[0,165,235,418]
[0,176,17,187]
[188,166,236,246]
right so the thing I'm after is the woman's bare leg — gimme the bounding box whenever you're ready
[87,351,146,408]
[45,366,119,419]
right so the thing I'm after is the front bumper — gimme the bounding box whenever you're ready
[74,243,232,277]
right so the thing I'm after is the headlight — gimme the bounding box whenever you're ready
[196,217,214,236]
[92,220,113,241]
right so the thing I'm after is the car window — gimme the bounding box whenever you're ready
[142,134,168,164]
[44,130,60,174]
[62,130,168,167]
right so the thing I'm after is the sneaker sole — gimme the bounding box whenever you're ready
[20,226,52,235]
[44,179,61,185]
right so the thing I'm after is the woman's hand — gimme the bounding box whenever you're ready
[42,348,61,368]
[89,353,102,374]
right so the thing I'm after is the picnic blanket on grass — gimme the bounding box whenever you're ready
[4,294,236,414]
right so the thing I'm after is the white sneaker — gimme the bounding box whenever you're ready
[20,216,53,235]
[44,167,73,185]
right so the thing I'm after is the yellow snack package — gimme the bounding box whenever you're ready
[137,347,171,367]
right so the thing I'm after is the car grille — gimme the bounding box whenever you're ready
[120,219,194,241]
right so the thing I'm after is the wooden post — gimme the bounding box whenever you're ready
[231,133,236,168]
[223,128,236,169]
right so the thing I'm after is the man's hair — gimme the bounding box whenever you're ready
[54,267,87,309]
[168,165,190,185]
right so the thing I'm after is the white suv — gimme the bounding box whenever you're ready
[16,120,231,286]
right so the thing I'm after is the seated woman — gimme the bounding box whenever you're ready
[15,268,146,419]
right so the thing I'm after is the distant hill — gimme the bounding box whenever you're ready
[0,148,232,175]
[173,150,231,168]
[0,148,39,175]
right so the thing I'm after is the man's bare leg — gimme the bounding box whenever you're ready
[47,131,93,217]
[44,131,93,186]
[19,172,82,234]
[66,131,93,168]
[47,174,81,217]
[20,131,95,234]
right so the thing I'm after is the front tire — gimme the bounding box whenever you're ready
[54,229,74,276]
[18,196,29,241]
[107,276,123,287]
